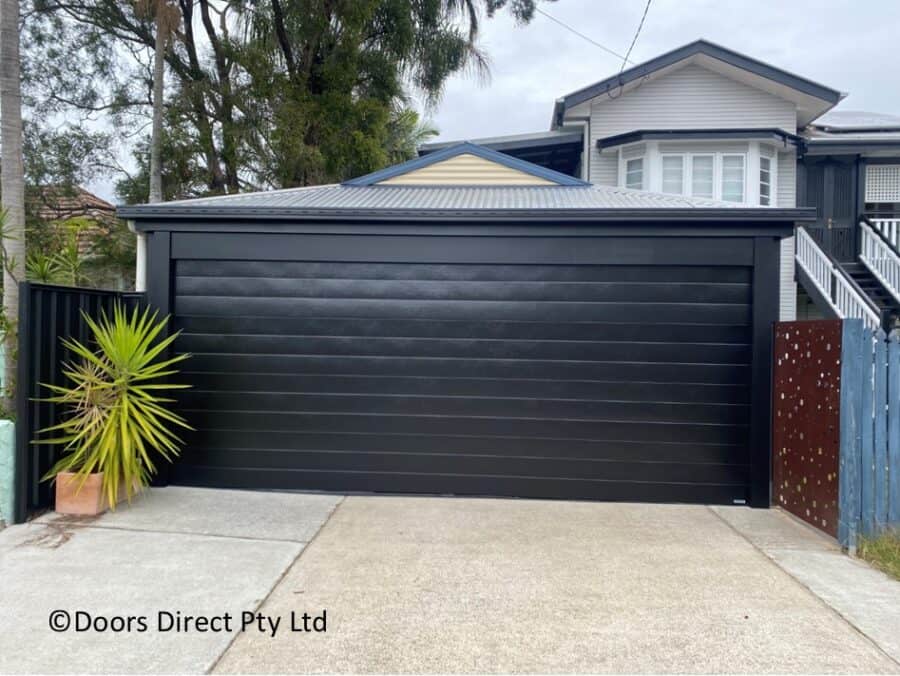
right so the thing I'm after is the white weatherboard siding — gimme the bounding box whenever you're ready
[377,153,555,186]
[586,64,797,187]
[777,151,797,320]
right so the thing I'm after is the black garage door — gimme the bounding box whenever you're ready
[170,231,768,504]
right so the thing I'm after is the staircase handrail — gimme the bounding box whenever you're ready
[859,220,900,306]
[796,226,881,330]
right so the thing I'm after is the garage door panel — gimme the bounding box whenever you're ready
[177,276,751,304]
[184,354,751,384]
[178,391,750,425]
[170,466,746,504]
[175,296,751,324]
[186,411,748,445]
[177,260,753,284]
[183,373,751,404]
[177,334,751,364]
[188,431,749,465]
[176,315,751,344]
[177,448,749,484]
[173,233,754,266]
[171,238,756,503]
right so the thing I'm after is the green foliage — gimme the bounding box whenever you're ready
[36,304,192,506]
[22,0,549,199]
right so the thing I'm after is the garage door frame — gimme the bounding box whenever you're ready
[140,218,787,507]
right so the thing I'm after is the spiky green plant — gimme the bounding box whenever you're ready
[37,303,192,506]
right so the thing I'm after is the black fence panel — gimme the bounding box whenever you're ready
[13,282,144,523]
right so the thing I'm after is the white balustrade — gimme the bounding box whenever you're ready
[796,226,881,330]
[860,221,900,306]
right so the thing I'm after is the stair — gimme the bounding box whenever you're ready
[840,262,900,330]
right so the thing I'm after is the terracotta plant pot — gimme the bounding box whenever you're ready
[54,472,138,516]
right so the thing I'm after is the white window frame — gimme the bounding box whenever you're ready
[759,154,773,206]
[661,154,686,195]
[688,153,716,199]
[720,153,746,204]
[624,157,645,190]
[617,147,772,205]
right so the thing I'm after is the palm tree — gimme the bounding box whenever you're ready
[1,0,25,412]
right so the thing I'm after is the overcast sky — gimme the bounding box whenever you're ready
[422,0,900,143]
[92,0,900,201]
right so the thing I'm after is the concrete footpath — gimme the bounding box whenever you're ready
[0,487,342,674]
[216,497,899,674]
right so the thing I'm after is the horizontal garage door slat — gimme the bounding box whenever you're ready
[179,449,748,484]
[182,373,750,404]
[182,411,747,445]
[175,297,751,324]
[184,354,750,383]
[176,316,751,343]
[176,334,750,363]
[177,391,750,425]
[170,236,755,503]
[176,277,750,304]
[176,260,752,283]
[190,430,748,464]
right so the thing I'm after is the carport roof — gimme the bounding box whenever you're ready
[119,183,815,223]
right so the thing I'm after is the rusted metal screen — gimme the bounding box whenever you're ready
[772,320,842,537]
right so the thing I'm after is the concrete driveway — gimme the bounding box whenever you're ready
[1,489,898,674]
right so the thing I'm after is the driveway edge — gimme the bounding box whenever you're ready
[710,505,900,669]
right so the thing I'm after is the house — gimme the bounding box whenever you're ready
[421,40,900,331]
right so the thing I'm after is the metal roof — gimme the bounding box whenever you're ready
[119,182,814,223]
[811,110,900,131]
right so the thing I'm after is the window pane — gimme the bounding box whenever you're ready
[662,156,684,194]
[691,156,714,198]
[625,158,643,190]
[722,155,745,203]
[759,156,772,206]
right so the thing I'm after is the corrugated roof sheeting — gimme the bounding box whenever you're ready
[122,183,746,213]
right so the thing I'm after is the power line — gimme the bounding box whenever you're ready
[620,0,653,73]
[535,8,632,64]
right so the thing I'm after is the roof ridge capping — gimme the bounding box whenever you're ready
[553,38,845,127]
[342,141,590,187]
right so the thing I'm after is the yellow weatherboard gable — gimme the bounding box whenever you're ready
[376,153,556,186]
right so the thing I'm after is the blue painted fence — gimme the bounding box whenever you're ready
[838,319,900,549]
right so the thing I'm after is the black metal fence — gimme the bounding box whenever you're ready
[13,282,144,523]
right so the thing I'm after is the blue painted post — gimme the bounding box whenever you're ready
[889,333,900,527]
[874,330,889,532]
[860,327,875,536]
[839,319,864,551]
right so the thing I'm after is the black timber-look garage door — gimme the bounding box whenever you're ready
[165,230,775,505]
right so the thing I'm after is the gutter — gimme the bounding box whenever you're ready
[119,205,817,226]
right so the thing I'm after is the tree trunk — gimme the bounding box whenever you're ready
[0,0,25,413]
[148,4,165,204]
